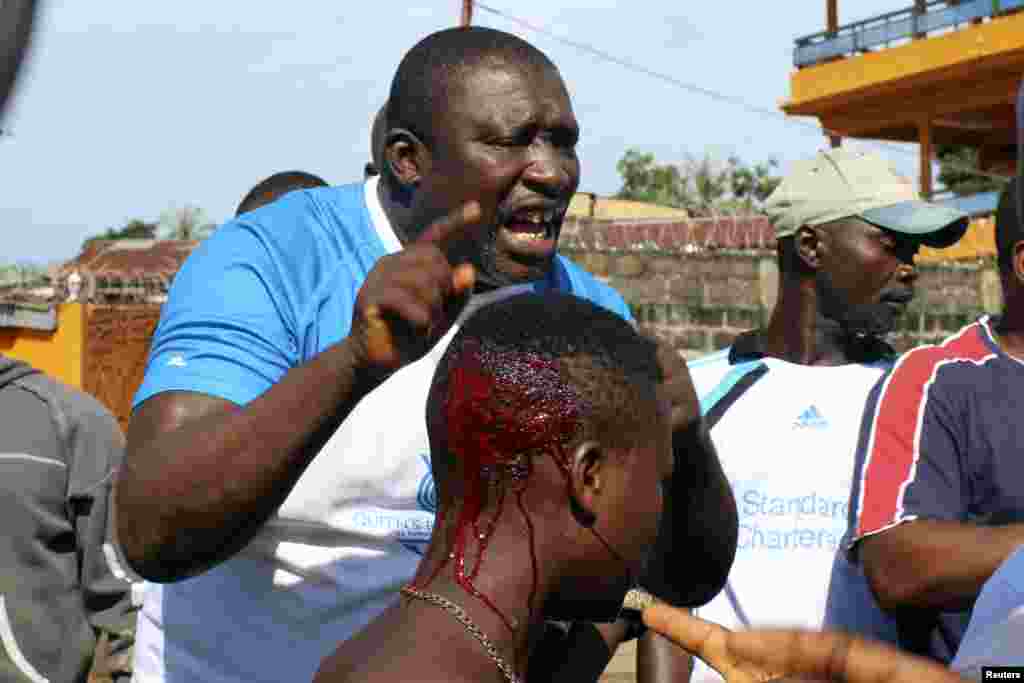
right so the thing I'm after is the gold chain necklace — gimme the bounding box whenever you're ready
[400,585,523,683]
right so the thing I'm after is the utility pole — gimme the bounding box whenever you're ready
[460,0,474,27]
[913,0,927,39]
[826,0,842,148]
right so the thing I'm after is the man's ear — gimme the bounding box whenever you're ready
[569,441,605,529]
[384,128,429,188]
[796,224,822,271]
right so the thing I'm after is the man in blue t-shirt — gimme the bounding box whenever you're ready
[112,27,734,683]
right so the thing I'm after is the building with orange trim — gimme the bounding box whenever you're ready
[783,0,1023,198]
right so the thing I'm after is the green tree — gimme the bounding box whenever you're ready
[728,157,782,206]
[157,205,216,241]
[615,149,694,209]
[615,149,781,216]
[936,145,1006,197]
[82,219,158,249]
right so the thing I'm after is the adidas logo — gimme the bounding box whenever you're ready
[794,405,828,429]
[167,354,188,368]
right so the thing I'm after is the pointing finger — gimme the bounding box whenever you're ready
[452,263,475,297]
[643,605,727,667]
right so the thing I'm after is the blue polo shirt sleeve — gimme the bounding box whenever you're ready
[133,215,303,410]
[952,544,1024,677]
[550,255,634,324]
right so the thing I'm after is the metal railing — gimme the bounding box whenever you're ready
[795,0,1024,67]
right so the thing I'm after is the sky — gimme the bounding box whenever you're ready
[0,0,915,264]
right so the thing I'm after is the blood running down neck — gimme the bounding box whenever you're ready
[410,339,589,633]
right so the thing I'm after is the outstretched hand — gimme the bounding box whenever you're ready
[643,605,785,683]
[642,605,965,683]
[350,202,480,373]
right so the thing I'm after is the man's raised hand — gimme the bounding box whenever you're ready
[642,605,964,683]
[351,202,480,373]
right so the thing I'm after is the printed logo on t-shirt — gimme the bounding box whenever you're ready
[793,405,828,430]
[396,454,436,556]
[167,353,188,368]
[416,453,437,514]
[346,454,436,557]
[732,476,848,553]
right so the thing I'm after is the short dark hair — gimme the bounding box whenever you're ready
[235,171,328,217]
[388,27,557,148]
[368,103,388,177]
[996,175,1022,277]
[427,292,662,495]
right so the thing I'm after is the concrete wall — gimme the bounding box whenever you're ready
[82,305,162,432]
[561,217,999,358]
[0,217,999,427]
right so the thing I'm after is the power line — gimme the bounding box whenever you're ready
[477,3,792,122]
[475,2,1011,186]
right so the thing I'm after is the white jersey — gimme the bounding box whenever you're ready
[132,286,532,683]
[128,178,634,683]
[687,347,889,682]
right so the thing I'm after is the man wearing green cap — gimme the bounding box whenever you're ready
[639,148,968,683]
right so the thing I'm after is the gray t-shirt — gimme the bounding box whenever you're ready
[0,355,134,682]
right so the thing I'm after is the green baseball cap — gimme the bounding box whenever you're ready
[765,149,969,248]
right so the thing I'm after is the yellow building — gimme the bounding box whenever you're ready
[783,0,1023,197]
[0,302,160,430]
[567,193,691,220]
[917,214,996,262]
[0,303,85,386]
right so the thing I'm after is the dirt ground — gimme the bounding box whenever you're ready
[85,638,641,683]
[600,638,638,683]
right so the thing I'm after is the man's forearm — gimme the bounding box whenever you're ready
[116,338,371,582]
[638,625,693,683]
[862,520,1024,612]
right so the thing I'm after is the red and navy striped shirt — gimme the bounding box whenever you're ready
[844,316,1024,660]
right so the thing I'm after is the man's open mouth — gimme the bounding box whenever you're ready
[502,207,559,243]
[494,206,564,264]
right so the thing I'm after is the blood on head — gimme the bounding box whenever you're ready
[413,338,590,632]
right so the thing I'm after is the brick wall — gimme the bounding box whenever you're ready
[73,218,1000,427]
[560,217,1000,358]
[83,305,161,430]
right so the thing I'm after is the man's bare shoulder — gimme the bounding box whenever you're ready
[315,606,490,683]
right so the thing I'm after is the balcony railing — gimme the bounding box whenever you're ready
[795,0,1024,67]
